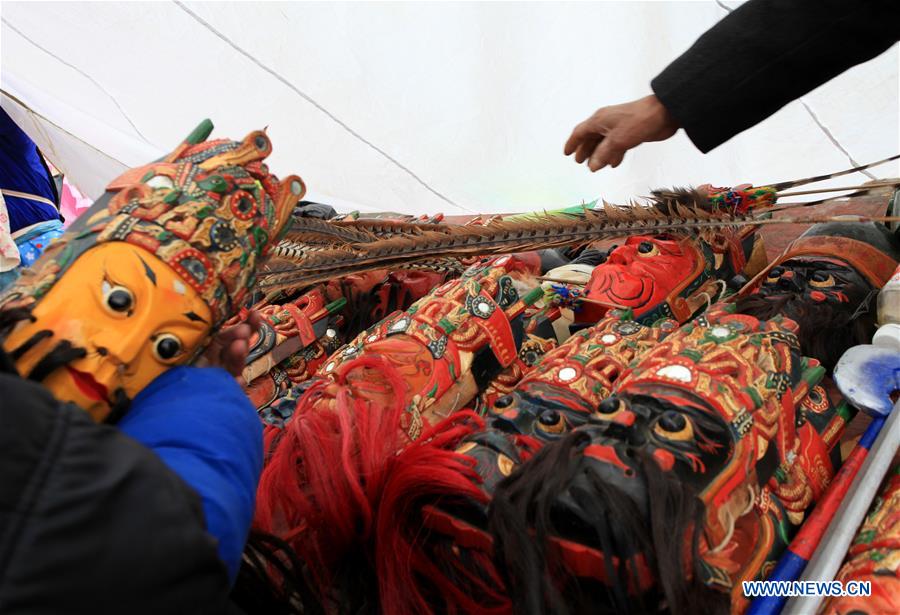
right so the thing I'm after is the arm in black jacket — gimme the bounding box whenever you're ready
[651,0,900,153]
[0,371,237,615]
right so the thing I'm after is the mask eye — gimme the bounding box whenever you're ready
[536,409,566,434]
[808,271,835,288]
[636,241,659,257]
[653,411,694,442]
[494,395,514,409]
[102,280,135,316]
[152,333,183,363]
[593,396,625,419]
[765,266,785,284]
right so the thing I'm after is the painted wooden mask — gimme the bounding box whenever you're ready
[578,226,763,325]
[489,307,851,614]
[0,120,302,421]
[737,221,900,370]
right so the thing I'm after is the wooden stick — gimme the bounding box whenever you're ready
[576,296,627,310]
[538,275,587,286]
[777,180,900,198]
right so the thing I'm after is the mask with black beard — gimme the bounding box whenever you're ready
[737,221,900,372]
[0,307,134,423]
[737,258,876,371]
[488,308,851,615]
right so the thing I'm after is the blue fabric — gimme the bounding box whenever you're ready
[119,366,263,583]
[0,219,65,292]
[16,219,65,268]
[0,107,60,232]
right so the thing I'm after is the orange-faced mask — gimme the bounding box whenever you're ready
[0,120,303,422]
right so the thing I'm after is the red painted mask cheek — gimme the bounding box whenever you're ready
[653,448,676,472]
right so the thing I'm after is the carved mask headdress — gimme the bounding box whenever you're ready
[737,221,900,370]
[0,120,303,422]
[489,307,850,615]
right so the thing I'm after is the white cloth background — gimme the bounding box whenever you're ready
[1,1,898,215]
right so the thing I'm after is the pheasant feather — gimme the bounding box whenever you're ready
[258,200,898,291]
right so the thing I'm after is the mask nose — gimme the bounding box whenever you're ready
[490,412,526,435]
[91,328,146,366]
[597,419,645,445]
[777,275,801,292]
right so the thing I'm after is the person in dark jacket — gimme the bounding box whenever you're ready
[565,0,900,171]
[0,312,261,613]
[0,352,235,614]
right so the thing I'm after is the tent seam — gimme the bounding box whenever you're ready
[173,1,472,212]
[1,18,155,147]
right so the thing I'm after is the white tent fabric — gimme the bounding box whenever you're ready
[1,1,898,216]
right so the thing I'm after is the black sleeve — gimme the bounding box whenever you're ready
[650,0,900,153]
[0,372,236,614]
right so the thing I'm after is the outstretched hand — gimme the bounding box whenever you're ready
[564,95,679,171]
[203,310,264,378]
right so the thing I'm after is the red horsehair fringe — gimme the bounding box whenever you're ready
[253,354,495,613]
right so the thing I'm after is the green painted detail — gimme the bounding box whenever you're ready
[427,383,439,398]
[56,243,75,268]
[326,298,348,313]
[835,399,856,424]
[679,349,704,363]
[449,362,456,381]
[703,331,737,345]
[743,386,764,409]
[521,286,544,307]
[438,318,457,334]
[869,550,886,562]
[198,175,228,193]
[163,190,181,204]
[239,252,249,267]
[775,516,791,546]
[854,529,877,546]
[185,119,215,145]
[140,170,156,183]
[195,206,214,219]
[156,230,174,242]
[407,304,419,315]
[802,365,826,387]
[748,335,762,347]
[774,467,787,484]
[569,354,590,366]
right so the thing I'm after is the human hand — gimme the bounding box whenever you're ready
[564,94,679,171]
[203,310,264,378]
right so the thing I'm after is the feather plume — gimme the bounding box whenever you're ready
[284,216,377,246]
[333,219,452,238]
[648,186,708,209]
[258,200,898,291]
